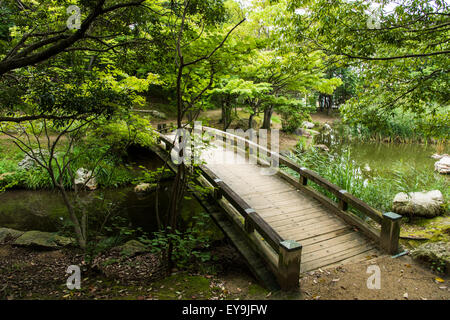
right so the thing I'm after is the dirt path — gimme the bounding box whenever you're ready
[1,242,448,300]
[299,255,449,300]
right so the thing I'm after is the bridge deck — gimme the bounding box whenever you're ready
[201,144,380,273]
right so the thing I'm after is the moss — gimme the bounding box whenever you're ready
[247,283,268,297]
[150,273,213,300]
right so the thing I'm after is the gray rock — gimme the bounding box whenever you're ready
[116,240,148,257]
[294,128,311,137]
[435,156,450,174]
[302,121,315,129]
[74,168,97,191]
[18,150,49,170]
[411,242,450,274]
[149,110,168,120]
[431,154,449,160]
[314,144,330,152]
[134,183,157,194]
[323,123,332,132]
[0,228,24,243]
[14,231,75,249]
[392,190,444,218]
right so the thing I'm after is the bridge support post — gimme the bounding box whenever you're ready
[380,212,402,255]
[277,240,302,291]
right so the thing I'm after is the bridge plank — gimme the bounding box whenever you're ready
[301,245,377,272]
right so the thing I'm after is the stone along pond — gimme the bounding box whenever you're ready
[0,152,209,237]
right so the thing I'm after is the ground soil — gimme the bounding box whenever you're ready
[0,241,448,300]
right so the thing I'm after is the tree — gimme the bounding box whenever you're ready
[291,0,449,116]
[237,0,342,129]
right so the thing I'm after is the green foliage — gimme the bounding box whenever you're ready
[139,212,214,269]
[339,106,450,142]
[285,147,448,216]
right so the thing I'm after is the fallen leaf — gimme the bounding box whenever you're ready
[332,278,340,282]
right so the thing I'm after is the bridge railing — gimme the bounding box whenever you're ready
[195,126,402,256]
[156,124,303,291]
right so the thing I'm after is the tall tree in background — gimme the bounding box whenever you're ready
[290,0,449,125]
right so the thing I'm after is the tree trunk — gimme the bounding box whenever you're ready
[262,107,273,130]
[248,113,255,130]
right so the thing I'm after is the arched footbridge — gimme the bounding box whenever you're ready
[153,124,402,291]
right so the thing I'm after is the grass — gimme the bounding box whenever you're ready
[284,147,449,217]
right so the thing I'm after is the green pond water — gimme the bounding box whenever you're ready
[0,151,205,234]
[314,131,449,180]
[0,135,448,233]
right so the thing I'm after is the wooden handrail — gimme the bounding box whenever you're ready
[156,126,401,260]
[198,164,283,253]
[200,126,384,225]
[156,130,285,254]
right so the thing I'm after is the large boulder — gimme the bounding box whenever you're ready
[14,231,75,249]
[0,228,24,243]
[435,156,450,174]
[392,190,445,218]
[74,168,97,191]
[411,242,450,274]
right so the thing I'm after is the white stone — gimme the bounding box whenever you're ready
[431,154,449,160]
[74,168,97,191]
[302,121,315,129]
[435,156,450,174]
[393,190,444,218]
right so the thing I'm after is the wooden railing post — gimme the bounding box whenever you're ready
[380,212,402,255]
[244,209,256,233]
[339,190,349,211]
[213,179,223,200]
[278,240,302,291]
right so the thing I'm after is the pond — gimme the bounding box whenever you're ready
[0,150,206,235]
[314,130,449,180]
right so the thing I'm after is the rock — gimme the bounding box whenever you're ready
[411,242,450,274]
[0,228,24,243]
[302,121,315,129]
[323,123,332,132]
[294,128,311,137]
[74,168,97,191]
[116,240,148,257]
[134,183,157,194]
[18,150,49,170]
[148,110,167,120]
[431,154,449,160]
[14,231,75,249]
[435,156,450,174]
[392,190,444,218]
[314,144,330,152]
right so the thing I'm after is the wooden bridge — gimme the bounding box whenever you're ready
[154,124,402,291]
